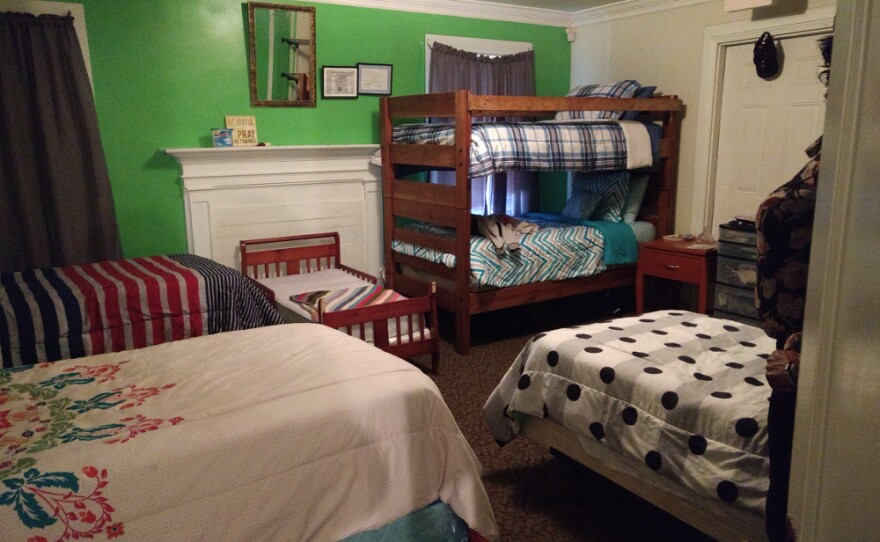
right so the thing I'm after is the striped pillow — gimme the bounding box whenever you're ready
[555,80,641,121]
[567,171,631,223]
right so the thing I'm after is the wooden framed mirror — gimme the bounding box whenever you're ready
[247,2,316,107]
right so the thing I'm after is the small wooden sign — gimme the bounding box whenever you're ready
[225,115,258,147]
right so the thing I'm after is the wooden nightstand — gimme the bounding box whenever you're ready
[636,238,718,314]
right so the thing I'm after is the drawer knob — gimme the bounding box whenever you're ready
[663,264,681,270]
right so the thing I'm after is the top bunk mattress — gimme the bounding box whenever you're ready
[391,120,660,178]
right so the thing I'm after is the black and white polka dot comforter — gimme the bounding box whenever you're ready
[483,310,776,517]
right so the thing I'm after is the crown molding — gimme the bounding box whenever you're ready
[308,0,716,28]
[570,0,714,26]
[307,0,571,27]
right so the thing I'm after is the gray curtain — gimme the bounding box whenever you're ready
[0,12,121,273]
[428,42,538,215]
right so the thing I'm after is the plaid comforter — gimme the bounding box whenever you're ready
[0,254,282,367]
[392,120,633,177]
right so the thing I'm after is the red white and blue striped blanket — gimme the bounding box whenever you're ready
[291,284,406,322]
[0,254,283,368]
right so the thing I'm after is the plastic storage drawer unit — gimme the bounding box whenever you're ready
[717,256,757,288]
[714,223,760,326]
[714,283,760,320]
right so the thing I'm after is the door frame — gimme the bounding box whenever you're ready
[688,6,836,234]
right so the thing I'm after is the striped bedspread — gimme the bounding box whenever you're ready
[392,120,647,178]
[392,218,613,289]
[291,284,406,321]
[0,254,283,368]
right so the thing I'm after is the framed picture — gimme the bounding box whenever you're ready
[357,63,393,96]
[322,66,358,98]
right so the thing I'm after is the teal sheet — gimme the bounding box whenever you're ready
[341,500,470,542]
[582,219,639,264]
[519,213,639,265]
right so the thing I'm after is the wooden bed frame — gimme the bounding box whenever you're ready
[521,417,767,541]
[379,90,684,354]
[240,232,440,374]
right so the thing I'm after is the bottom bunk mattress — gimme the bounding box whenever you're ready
[483,310,776,520]
[0,324,498,541]
[392,216,648,290]
[0,254,283,368]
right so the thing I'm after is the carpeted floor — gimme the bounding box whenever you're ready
[414,291,716,541]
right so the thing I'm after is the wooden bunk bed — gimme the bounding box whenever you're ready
[379,90,683,354]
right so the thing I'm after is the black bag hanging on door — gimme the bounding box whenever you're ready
[754,31,780,80]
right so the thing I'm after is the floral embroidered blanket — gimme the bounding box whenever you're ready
[0,324,498,541]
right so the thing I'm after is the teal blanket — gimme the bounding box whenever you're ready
[519,213,638,265]
[342,500,470,542]
[582,219,639,265]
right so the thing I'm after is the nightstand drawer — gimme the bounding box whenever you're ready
[717,256,757,288]
[637,238,716,315]
[640,251,704,282]
[714,283,759,320]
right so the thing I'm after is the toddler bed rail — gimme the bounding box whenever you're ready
[240,233,440,374]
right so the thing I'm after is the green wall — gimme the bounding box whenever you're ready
[76,0,570,257]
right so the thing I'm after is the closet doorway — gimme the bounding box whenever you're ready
[711,34,827,231]
[689,6,835,236]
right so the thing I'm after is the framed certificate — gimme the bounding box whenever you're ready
[357,63,393,96]
[322,66,358,98]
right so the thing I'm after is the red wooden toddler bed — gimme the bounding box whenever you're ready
[379,88,683,354]
[240,232,440,374]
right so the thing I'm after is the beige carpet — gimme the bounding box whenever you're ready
[415,293,717,541]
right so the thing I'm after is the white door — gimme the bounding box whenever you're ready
[711,35,827,234]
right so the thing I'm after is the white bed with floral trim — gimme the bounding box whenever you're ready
[0,324,497,541]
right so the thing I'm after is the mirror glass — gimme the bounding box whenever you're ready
[248,2,316,107]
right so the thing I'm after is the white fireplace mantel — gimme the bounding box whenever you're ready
[164,144,383,275]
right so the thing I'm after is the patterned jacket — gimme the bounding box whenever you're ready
[755,137,821,386]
